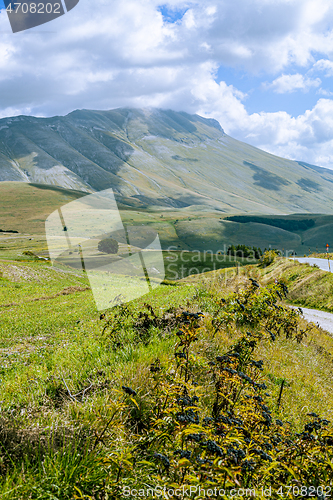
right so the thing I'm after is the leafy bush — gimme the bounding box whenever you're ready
[260,250,278,267]
[227,244,262,259]
[98,237,119,254]
[22,250,35,256]
[92,280,332,497]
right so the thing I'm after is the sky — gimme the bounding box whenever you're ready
[1,0,333,169]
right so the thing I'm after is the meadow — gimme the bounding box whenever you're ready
[1,182,333,257]
[0,244,332,498]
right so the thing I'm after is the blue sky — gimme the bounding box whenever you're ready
[1,0,333,168]
[158,4,188,23]
[157,3,324,117]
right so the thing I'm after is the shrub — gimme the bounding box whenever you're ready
[98,238,119,254]
[93,280,332,496]
[227,244,263,259]
[260,250,277,267]
[225,216,315,232]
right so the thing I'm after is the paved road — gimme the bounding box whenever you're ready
[293,257,332,272]
[291,306,333,336]
[290,258,333,334]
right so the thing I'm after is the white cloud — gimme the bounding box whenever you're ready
[317,88,333,96]
[263,73,321,93]
[238,101,333,168]
[1,0,333,168]
[313,58,333,76]
[183,71,333,168]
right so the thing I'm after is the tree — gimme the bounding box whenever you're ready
[98,238,119,254]
[260,250,277,267]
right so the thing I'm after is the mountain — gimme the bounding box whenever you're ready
[1,108,333,215]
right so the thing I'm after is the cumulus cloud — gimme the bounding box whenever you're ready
[263,74,321,93]
[1,0,333,113]
[0,0,333,167]
[186,72,333,168]
[313,58,333,76]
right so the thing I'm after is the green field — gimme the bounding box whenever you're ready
[1,183,333,259]
[0,231,254,283]
[0,250,332,496]
[1,182,333,496]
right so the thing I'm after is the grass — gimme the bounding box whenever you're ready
[0,182,85,234]
[182,263,333,426]
[183,256,333,311]
[0,252,332,496]
[0,231,256,283]
[1,182,333,256]
[260,257,333,311]
[310,252,333,259]
[163,250,254,280]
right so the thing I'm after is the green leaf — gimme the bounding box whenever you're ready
[177,458,192,467]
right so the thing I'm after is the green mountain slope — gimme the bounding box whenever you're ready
[0,182,332,256]
[0,182,85,234]
[1,108,333,214]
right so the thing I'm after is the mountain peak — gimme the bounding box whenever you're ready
[0,107,332,214]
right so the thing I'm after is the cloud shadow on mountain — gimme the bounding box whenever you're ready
[244,161,291,191]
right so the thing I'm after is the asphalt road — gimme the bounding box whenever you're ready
[292,306,333,336]
[290,257,333,334]
[294,257,333,272]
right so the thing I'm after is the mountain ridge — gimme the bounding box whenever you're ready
[0,107,333,214]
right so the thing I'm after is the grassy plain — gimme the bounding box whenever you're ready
[0,250,332,496]
[1,182,333,256]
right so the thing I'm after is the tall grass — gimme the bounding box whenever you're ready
[0,259,332,497]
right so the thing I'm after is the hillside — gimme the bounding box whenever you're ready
[0,182,85,234]
[1,183,333,255]
[1,108,333,214]
[0,256,332,496]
